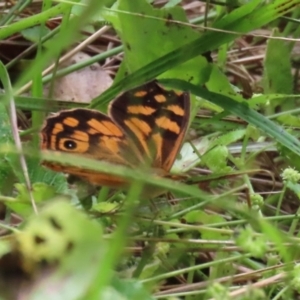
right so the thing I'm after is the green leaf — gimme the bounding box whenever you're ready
[263,29,293,95]
[209,129,247,149]
[5,182,61,217]
[92,202,120,213]
[109,278,154,300]
[263,28,293,111]
[26,157,68,193]
[91,0,300,109]
[115,0,211,84]
[15,201,105,300]
[22,26,51,43]
[202,146,231,173]
[206,65,244,101]
[1,201,153,299]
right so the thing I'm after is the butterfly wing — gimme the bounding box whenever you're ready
[109,81,190,172]
[40,108,138,186]
[40,80,190,187]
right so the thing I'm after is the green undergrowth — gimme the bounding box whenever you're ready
[0,0,300,299]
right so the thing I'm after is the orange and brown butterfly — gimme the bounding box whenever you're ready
[40,80,190,189]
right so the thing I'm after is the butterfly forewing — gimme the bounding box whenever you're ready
[109,81,190,172]
[41,108,132,167]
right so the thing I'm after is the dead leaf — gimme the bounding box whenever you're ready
[44,52,113,103]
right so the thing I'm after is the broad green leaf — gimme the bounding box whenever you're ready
[22,26,51,43]
[213,0,261,28]
[26,157,68,193]
[92,202,120,213]
[184,210,227,240]
[111,0,211,84]
[248,94,298,107]
[202,146,231,173]
[9,201,105,300]
[253,219,294,262]
[91,0,300,109]
[209,129,247,149]
[164,0,182,7]
[173,129,246,173]
[273,114,300,127]
[0,201,154,299]
[5,183,62,217]
[206,65,244,102]
[18,200,103,263]
[263,28,293,112]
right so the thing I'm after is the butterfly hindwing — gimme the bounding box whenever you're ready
[109,81,190,172]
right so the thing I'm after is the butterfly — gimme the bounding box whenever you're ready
[40,80,190,190]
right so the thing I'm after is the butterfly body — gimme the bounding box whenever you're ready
[40,81,190,190]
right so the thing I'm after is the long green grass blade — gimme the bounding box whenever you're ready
[160,79,300,157]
